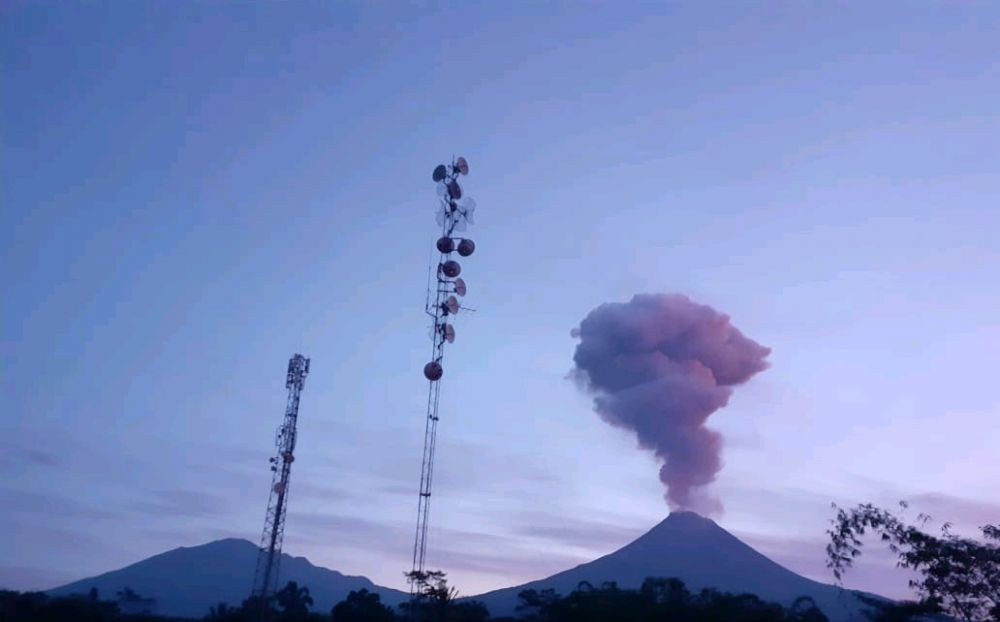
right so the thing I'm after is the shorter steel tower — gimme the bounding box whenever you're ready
[251,353,310,604]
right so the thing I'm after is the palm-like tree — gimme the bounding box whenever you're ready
[275,581,313,617]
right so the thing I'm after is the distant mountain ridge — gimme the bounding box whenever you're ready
[47,514,880,620]
[470,512,872,621]
[48,538,408,619]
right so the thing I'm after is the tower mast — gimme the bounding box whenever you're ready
[411,157,477,581]
[252,353,310,605]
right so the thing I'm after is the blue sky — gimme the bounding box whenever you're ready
[2,1,998,601]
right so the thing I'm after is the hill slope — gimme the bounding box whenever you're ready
[470,512,871,621]
[49,538,407,619]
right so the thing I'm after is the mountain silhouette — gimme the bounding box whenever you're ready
[47,515,879,620]
[48,538,407,619]
[470,512,873,621]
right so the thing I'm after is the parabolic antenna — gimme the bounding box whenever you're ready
[274,482,285,494]
[436,207,468,232]
[440,260,461,278]
[457,197,476,224]
[423,361,443,381]
[432,164,447,182]
[456,157,469,175]
[447,180,462,200]
[444,324,455,343]
[454,278,467,296]
[444,296,460,315]
[437,181,448,197]
[436,237,455,253]
[457,239,475,257]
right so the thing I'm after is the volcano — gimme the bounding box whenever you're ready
[470,512,872,620]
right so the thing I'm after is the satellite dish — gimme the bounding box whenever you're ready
[440,260,461,278]
[457,197,476,225]
[454,278,467,296]
[447,180,462,200]
[436,182,448,197]
[436,237,455,253]
[274,482,285,494]
[457,239,475,257]
[437,209,468,233]
[444,324,455,343]
[424,361,443,381]
[456,157,469,175]
[444,296,460,315]
[432,164,447,182]
[282,452,294,463]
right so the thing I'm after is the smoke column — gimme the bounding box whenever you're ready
[571,294,770,510]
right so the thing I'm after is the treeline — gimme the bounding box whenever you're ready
[0,576,957,622]
[2,577,834,622]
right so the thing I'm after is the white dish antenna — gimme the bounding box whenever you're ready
[455,156,469,175]
[457,197,476,225]
[432,164,448,182]
[443,324,455,343]
[435,205,468,232]
[454,278,467,296]
[444,296,460,315]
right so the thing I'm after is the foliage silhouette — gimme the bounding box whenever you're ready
[827,501,1000,621]
[1,589,120,622]
[401,570,488,622]
[331,589,395,622]
[513,577,828,622]
[275,581,314,618]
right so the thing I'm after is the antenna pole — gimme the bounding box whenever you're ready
[251,354,310,610]
[411,158,477,584]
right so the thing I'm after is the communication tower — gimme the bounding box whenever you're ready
[251,354,310,604]
[411,157,478,582]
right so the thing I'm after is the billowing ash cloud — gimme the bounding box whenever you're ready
[571,294,770,510]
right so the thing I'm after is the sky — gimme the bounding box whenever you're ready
[2,0,999,603]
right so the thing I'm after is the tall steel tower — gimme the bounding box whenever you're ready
[411,157,477,581]
[251,353,310,604]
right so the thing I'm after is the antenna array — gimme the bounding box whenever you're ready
[411,157,477,580]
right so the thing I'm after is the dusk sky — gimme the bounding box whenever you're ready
[2,1,998,603]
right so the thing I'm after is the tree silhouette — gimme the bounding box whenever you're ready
[1,589,120,622]
[402,570,488,622]
[331,589,395,622]
[827,502,1000,621]
[115,586,155,615]
[275,581,314,619]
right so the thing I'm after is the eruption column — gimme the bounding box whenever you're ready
[571,294,770,510]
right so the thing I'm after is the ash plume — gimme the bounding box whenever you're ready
[571,294,770,511]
